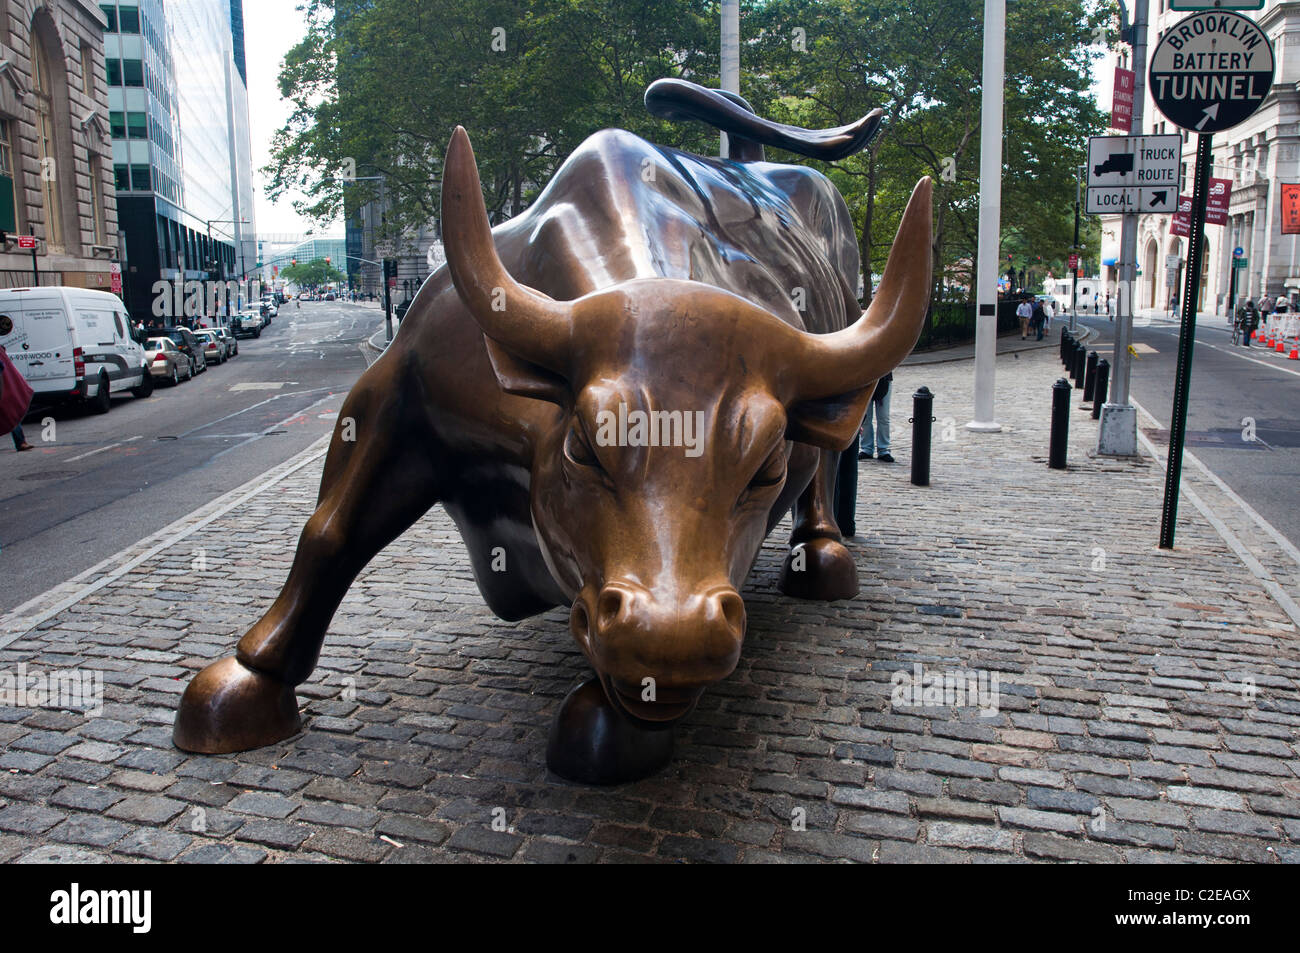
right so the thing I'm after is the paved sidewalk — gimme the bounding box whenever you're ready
[0,345,1297,864]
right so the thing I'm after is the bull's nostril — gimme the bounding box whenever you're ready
[596,587,625,632]
[718,591,746,640]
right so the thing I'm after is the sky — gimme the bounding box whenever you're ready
[244,0,339,238]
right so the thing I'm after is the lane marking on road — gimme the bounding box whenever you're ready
[63,435,142,463]
[176,387,335,439]
[1140,324,1300,379]
[0,434,332,648]
[229,382,286,392]
[1132,397,1300,630]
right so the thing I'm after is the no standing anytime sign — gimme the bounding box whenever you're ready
[1149,11,1274,133]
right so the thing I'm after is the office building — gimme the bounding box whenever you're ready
[0,0,119,289]
[103,0,257,323]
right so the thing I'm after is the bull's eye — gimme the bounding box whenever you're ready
[564,422,601,470]
[746,446,786,493]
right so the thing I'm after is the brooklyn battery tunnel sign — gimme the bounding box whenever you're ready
[1149,10,1274,133]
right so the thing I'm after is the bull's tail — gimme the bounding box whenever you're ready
[645,77,882,163]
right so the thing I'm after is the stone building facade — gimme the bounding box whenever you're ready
[1100,1,1300,314]
[0,0,118,290]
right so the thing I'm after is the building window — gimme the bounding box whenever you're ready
[118,6,140,33]
[109,110,125,138]
[0,118,18,233]
[114,163,129,190]
[122,59,143,87]
[89,159,106,246]
[32,30,64,247]
[106,58,121,86]
[81,42,95,96]
[127,112,146,139]
[100,4,117,32]
[130,163,150,191]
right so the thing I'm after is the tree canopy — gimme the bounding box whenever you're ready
[267,0,1108,302]
[280,257,345,289]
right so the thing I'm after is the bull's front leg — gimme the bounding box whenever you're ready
[778,447,859,600]
[173,360,442,753]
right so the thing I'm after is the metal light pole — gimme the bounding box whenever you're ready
[967,0,1005,433]
[1098,0,1147,456]
[1071,166,1082,332]
[721,0,740,155]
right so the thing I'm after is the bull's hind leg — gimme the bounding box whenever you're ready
[174,366,442,753]
[778,448,859,600]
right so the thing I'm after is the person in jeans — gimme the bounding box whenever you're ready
[858,371,893,462]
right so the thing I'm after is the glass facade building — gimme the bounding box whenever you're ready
[103,0,257,323]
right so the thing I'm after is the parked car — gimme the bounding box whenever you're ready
[144,336,191,385]
[0,286,152,413]
[193,329,229,365]
[233,310,263,338]
[217,326,239,356]
[325,292,336,301]
[160,326,207,376]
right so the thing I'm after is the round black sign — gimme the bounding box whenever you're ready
[1149,11,1274,134]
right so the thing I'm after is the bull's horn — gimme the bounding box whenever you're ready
[441,126,570,370]
[794,177,933,398]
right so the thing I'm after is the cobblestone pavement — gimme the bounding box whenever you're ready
[1,344,1297,864]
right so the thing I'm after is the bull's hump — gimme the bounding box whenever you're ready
[514,128,852,329]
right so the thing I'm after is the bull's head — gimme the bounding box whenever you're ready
[442,127,931,725]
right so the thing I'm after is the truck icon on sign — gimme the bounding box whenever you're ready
[1094,152,1135,177]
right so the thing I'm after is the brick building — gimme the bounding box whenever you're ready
[0,0,119,290]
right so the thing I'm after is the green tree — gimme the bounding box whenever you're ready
[281,258,345,289]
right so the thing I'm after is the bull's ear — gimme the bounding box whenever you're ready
[784,384,875,449]
[483,336,571,406]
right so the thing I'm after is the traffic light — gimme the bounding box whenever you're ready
[291,258,297,266]
[383,258,397,280]
[325,257,331,265]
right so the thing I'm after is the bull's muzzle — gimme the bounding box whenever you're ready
[570,581,746,723]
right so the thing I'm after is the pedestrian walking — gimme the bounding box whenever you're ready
[1105,291,1112,320]
[1043,297,1054,333]
[0,315,35,451]
[1016,297,1032,339]
[1242,299,1260,347]
[1031,298,1047,341]
[858,371,893,463]
[1092,292,1100,314]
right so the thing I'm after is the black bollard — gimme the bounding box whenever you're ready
[1083,350,1099,402]
[1060,329,1069,362]
[910,386,934,487]
[1092,359,1109,420]
[1062,331,1074,366]
[1049,379,1070,469]
[1072,346,1086,388]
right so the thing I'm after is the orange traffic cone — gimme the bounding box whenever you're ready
[1277,337,1287,352]
[1289,346,1299,360]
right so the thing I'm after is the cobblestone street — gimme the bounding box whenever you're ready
[1,344,1297,864]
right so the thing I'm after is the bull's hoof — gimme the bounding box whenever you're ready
[778,536,859,601]
[546,678,674,785]
[173,656,301,754]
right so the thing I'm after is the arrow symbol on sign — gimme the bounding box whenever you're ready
[1196,103,1219,131]
[1149,190,1167,207]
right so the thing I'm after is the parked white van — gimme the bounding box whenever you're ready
[0,286,153,413]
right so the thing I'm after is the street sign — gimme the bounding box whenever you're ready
[1085,134,1180,215]
[1170,1,1263,9]
[1086,187,1177,214]
[1149,11,1274,134]
[1087,134,1180,188]
[110,262,121,295]
[1234,256,1248,268]
[1111,67,1136,132]
[1068,253,1078,269]
[1233,246,1244,257]
[17,236,36,249]
[1166,254,1182,269]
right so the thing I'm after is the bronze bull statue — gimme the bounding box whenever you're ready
[174,81,933,783]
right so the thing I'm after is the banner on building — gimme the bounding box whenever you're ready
[1171,178,1232,237]
[1281,183,1300,235]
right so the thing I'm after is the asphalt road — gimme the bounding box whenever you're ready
[1075,310,1299,548]
[0,300,381,613]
